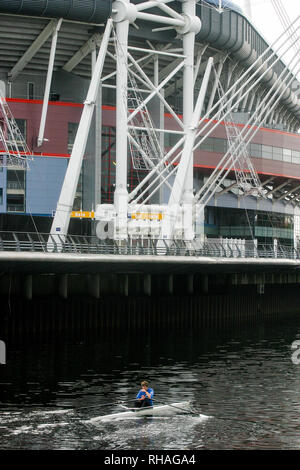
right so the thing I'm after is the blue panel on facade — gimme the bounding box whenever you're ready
[26,157,68,216]
[240,196,257,211]
[217,193,239,209]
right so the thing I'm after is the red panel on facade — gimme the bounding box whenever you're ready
[6,98,300,181]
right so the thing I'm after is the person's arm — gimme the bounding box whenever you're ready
[136,390,146,400]
[145,388,153,399]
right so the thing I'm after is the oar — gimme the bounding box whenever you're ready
[152,399,198,416]
[153,401,258,424]
[74,400,135,411]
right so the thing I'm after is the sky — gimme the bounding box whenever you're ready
[234,0,300,78]
[235,0,300,44]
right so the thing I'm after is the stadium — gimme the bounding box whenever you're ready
[0,0,300,248]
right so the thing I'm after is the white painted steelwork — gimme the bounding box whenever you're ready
[47,1,300,246]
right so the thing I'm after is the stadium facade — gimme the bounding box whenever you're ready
[0,0,300,247]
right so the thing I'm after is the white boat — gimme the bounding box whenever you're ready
[85,401,193,422]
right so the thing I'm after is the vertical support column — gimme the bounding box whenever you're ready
[91,46,97,71]
[149,54,165,204]
[114,6,130,240]
[88,274,100,299]
[59,274,68,299]
[143,274,152,296]
[48,19,112,242]
[187,274,194,295]
[84,45,102,222]
[37,18,63,147]
[201,274,208,293]
[122,274,129,297]
[95,84,102,208]
[162,56,212,242]
[23,274,33,300]
[182,0,197,241]
[168,274,174,295]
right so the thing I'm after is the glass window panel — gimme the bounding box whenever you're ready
[169,133,181,146]
[283,148,292,163]
[250,143,262,157]
[273,147,283,156]
[264,153,272,160]
[213,138,227,153]
[262,144,272,156]
[200,137,214,152]
[273,151,282,161]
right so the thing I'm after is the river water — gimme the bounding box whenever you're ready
[1,315,300,450]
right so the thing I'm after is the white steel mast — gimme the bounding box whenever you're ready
[48,1,300,247]
[49,19,113,242]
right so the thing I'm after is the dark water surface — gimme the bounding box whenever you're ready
[1,315,300,450]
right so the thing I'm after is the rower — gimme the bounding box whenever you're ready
[135,380,154,408]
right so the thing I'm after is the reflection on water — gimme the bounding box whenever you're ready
[1,316,300,449]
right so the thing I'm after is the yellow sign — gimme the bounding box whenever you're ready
[71,211,95,219]
[131,213,163,221]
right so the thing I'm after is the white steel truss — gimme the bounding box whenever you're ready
[214,74,264,197]
[48,0,300,247]
[0,92,33,168]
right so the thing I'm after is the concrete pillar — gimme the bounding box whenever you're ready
[119,274,129,297]
[257,284,265,295]
[84,54,103,214]
[201,274,208,293]
[187,274,194,295]
[167,274,174,295]
[23,275,33,300]
[88,273,100,299]
[59,274,68,299]
[143,274,151,296]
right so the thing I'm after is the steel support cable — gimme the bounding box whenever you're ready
[130,32,300,206]
[126,52,185,129]
[272,0,300,130]
[138,58,298,212]
[127,69,166,174]
[194,65,299,205]
[131,13,300,193]
[214,68,263,196]
[185,42,300,200]
[129,16,300,203]
[271,0,300,56]
[193,56,300,211]
[195,3,300,205]
[111,25,174,194]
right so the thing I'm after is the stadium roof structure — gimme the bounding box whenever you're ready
[0,0,299,123]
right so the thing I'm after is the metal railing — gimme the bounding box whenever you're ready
[7,181,25,190]
[6,205,25,213]
[0,231,299,260]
